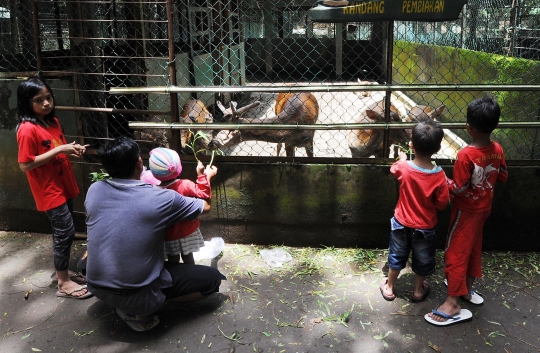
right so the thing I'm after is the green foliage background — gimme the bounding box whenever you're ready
[393,40,540,159]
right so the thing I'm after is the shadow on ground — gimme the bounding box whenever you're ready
[0,231,539,352]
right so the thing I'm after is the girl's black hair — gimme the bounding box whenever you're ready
[16,77,57,131]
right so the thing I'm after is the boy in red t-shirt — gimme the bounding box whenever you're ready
[380,119,449,303]
[426,95,508,326]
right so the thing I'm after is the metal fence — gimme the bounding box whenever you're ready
[2,0,540,162]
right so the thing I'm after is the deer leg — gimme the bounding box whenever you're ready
[276,143,283,156]
[305,141,314,157]
[285,144,295,157]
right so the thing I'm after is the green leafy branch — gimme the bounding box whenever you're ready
[89,169,110,182]
[185,128,223,167]
[395,143,414,160]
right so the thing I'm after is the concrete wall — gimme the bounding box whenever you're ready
[192,162,538,252]
[1,147,537,251]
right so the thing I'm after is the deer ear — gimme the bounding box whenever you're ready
[366,109,379,120]
[433,105,445,119]
[390,112,401,122]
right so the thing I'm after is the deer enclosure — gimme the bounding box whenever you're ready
[1,0,540,163]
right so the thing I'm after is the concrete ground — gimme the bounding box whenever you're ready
[0,231,539,353]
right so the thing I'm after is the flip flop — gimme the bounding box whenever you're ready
[56,285,93,300]
[424,308,473,326]
[411,280,431,302]
[116,308,160,332]
[379,278,396,301]
[51,271,87,285]
[461,291,484,305]
[443,279,484,305]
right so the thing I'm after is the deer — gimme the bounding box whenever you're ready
[132,115,170,148]
[209,92,319,157]
[348,99,445,158]
[179,99,261,154]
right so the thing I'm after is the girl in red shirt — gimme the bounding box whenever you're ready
[16,78,91,299]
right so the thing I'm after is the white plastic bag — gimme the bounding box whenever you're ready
[260,248,293,268]
[193,237,225,261]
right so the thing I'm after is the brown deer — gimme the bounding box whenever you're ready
[348,100,445,158]
[210,92,319,157]
[178,99,261,154]
[133,115,170,148]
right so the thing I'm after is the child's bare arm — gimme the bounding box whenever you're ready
[397,149,407,161]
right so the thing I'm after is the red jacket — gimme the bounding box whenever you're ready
[163,175,211,240]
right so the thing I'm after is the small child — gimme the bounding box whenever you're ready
[426,95,508,326]
[380,119,449,303]
[142,148,217,264]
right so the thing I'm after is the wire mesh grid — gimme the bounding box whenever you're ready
[1,0,540,161]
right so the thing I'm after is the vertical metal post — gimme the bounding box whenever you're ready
[507,0,519,57]
[336,23,343,78]
[32,0,42,77]
[460,5,466,49]
[382,21,395,157]
[166,0,180,151]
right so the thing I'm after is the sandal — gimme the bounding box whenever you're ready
[116,308,160,332]
[379,278,396,301]
[411,280,430,302]
[56,285,93,299]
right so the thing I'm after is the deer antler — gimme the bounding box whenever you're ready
[217,100,261,120]
[235,101,260,115]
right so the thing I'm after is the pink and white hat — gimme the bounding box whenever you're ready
[148,148,182,182]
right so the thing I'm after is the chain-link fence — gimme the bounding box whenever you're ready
[2,0,540,161]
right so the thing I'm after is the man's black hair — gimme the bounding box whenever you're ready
[467,95,500,134]
[98,136,140,178]
[411,119,444,156]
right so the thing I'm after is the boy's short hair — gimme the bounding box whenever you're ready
[98,136,140,178]
[467,95,500,134]
[412,119,444,156]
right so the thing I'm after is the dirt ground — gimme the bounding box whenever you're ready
[1,231,539,353]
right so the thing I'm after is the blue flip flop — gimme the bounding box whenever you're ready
[424,308,473,326]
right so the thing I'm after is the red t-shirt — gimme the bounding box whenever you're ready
[163,175,211,241]
[448,142,508,213]
[391,160,450,229]
[17,119,80,211]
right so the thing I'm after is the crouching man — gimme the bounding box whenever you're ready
[85,136,226,332]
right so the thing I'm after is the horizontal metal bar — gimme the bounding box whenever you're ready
[40,36,168,41]
[110,84,540,94]
[45,55,171,60]
[57,106,170,115]
[39,19,168,23]
[36,1,167,3]
[128,121,540,130]
[169,154,540,166]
